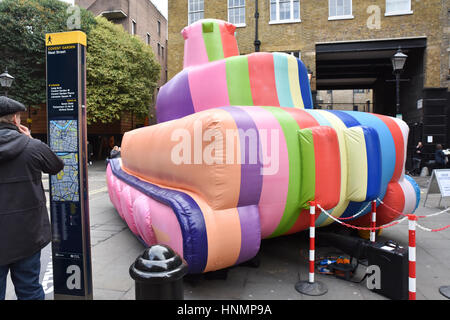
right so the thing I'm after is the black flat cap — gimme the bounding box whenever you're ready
[0,96,26,117]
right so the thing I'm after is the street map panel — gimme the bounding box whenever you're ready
[50,120,78,152]
[51,152,79,202]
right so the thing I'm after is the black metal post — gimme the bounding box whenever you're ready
[129,244,188,300]
[395,71,401,117]
[254,0,261,52]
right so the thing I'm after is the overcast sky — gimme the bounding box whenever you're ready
[151,0,168,19]
[59,0,168,19]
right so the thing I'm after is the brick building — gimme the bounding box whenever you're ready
[76,0,168,158]
[316,89,373,112]
[76,0,168,89]
[168,0,450,167]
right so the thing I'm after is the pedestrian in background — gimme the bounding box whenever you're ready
[0,96,64,300]
[434,144,447,170]
[87,140,93,166]
[109,145,121,159]
[412,141,423,175]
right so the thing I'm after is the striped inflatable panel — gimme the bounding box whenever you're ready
[157,19,313,123]
[106,19,420,273]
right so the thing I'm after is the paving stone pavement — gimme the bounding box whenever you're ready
[5,161,450,300]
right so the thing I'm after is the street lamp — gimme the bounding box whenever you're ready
[0,68,14,96]
[391,47,408,119]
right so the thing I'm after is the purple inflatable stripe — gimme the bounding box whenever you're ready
[235,205,261,265]
[221,106,263,207]
[156,69,195,123]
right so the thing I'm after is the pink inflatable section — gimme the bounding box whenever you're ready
[106,165,184,256]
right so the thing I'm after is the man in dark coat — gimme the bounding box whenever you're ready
[0,96,64,300]
[412,141,423,175]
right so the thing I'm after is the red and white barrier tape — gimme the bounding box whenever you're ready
[377,198,450,219]
[415,222,450,233]
[316,200,449,300]
[335,201,374,221]
[375,198,450,232]
[317,204,408,231]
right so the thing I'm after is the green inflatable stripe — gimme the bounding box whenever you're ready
[202,21,225,62]
[298,129,316,209]
[226,56,254,106]
[263,107,301,238]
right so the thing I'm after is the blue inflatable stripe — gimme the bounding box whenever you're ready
[109,159,208,274]
[328,110,360,127]
[325,114,380,219]
[297,59,313,109]
[273,53,294,107]
[405,175,420,211]
[362,126,382,201]
[343,111,395,198]
[336,111,396,220]
[304,110,332,127]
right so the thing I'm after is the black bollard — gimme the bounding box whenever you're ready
[129,244,188,300]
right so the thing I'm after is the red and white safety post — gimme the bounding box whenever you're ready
[309,201,316,283]
[408,214,417,300]
[370,200,377,242]
[295,200,327,296]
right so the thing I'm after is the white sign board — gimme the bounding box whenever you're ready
[424,169,450,207]
[417,99,423,109]
[435,170,450,197]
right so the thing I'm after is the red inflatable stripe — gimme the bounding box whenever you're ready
[373,114,404,182]
[248,53,280,107]
[219,22,239,59]
[313,127,341,210]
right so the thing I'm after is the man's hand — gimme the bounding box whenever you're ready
[18,124,32,138]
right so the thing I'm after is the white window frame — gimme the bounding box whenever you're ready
[146,33,151,45]
[131,19,136,35]
[385,0,413,16]
[188,0,204,25]
[447,47,450,78]
[328,0,354,21]
[269,0,301,25]
[228,0,246,28]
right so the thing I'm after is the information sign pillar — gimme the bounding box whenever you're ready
[45,31,92,300]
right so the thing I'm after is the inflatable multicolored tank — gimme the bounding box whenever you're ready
[106,19,420,274]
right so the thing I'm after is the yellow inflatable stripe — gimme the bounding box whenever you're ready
[315,110,349,226]
[345,127,368,202]
[287,55,304,109]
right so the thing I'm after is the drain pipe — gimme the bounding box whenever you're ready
[254,0,261,52]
